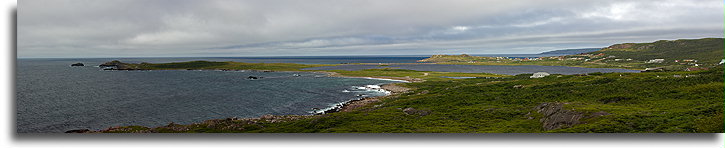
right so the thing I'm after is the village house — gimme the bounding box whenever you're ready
[682,59,697,62]
[646,59,665,63]
[642,67,664,72]
[530,72,550,78]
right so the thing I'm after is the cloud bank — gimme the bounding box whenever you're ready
[18,0,724,58]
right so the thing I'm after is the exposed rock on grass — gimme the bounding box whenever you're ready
[403,107,431,116]
[535,102,584,130]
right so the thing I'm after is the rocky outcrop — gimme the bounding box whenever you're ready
[402,107,431,116]
[338,97,381,112]
[65,129,90,133]
[380,83,411,94]
[534,102,612,130]
[247,76,263,80]
[98,60,123,67]
[98,60,144,70]
[535,102,584,130]
[70,63,84,66]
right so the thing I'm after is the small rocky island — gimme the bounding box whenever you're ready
[70,63,84,66]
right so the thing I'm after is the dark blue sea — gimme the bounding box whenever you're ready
[16,57,410,133]
[16,55,637,133]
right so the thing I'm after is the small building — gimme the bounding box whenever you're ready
[646,59,665,63]
[642,67,664,72]
[530,72,550,78]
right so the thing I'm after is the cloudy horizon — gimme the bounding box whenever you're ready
[18,0,724,58]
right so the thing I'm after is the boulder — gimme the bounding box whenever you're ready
[403,107,431,116]
[535,102,583,130]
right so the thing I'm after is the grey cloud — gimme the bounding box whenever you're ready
[18,0,724,58]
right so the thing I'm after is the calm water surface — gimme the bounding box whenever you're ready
[17,58,398,133]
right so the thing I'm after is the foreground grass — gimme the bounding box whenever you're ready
[253,68,722,133]
[102,63,724,133]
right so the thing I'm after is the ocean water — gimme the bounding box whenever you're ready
[52,56,429,65]
[16,58,400,133]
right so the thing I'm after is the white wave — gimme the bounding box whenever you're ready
[365,85,381,89]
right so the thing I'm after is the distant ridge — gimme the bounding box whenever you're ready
[593,38,724,64]
[539,48,602,55]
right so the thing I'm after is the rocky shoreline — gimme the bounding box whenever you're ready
[85,115,315,133]
[318,83,412,114]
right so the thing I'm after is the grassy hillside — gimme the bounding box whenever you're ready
[593,38,724,64]
[418,38,724,70]
[100,66,724,133]
[539,48,602,55]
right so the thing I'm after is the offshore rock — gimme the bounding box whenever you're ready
[65,129,90,133]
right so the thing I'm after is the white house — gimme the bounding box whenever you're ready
[530,72,550,78]
[646,59,665,63]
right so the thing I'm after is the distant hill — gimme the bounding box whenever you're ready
[592,38,724,64]
[418,38,724,69]
[539,48,602,55]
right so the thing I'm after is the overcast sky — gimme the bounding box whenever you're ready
[18,0,724,58]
